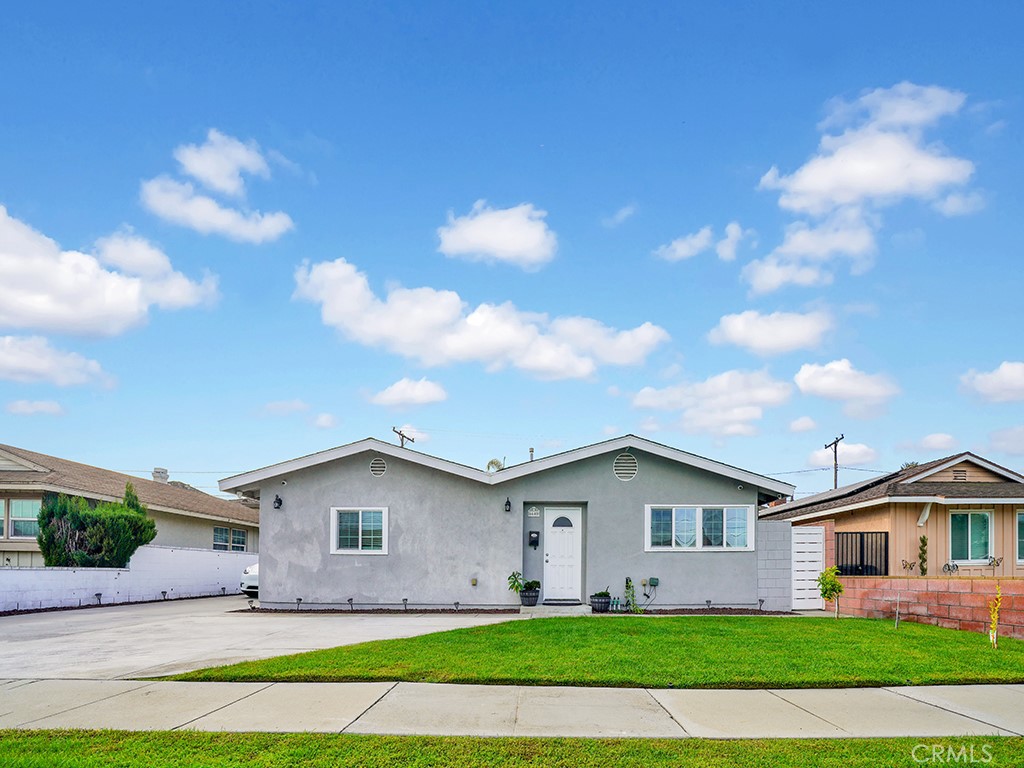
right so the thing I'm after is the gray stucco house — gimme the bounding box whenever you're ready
[220,435,795,611]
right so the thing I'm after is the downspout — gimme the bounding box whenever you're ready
[916,501,933,527]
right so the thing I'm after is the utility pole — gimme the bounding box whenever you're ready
[392,426,415,448]
[825,434,844,489]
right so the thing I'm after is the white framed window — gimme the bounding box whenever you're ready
[645,505,754,551]
[1016,510,1023,565]
[10,499,41,538]
[231,529,247,552]
[214,526,248,552]
[331,507,388,555]
[0,499,6,538]
[949,510,992,563]
[213,526,229,550]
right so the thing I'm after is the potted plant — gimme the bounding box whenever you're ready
[590,588,611,613]
[508,571,542,606]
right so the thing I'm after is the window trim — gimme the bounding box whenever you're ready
[644,504,755,552]
[949,509,993,564]
[1016,509,1023,565]
[213,526,230,551]
[8,498,42,539]
[330,506,389,556]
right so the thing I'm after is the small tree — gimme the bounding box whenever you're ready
[37,483,156,568]
[817,566,844,618]
[918,535,928,577]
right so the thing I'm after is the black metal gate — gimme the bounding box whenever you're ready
[835,532,889,576]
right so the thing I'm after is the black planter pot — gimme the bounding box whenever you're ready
[520,589,540,607]
[590,595,611,613]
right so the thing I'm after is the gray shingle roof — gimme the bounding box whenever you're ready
[760,452,1024,521]
[0,444,257,526]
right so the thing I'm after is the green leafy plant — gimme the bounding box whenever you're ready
[816,566,844,619]
[624,577,644,614]
[522,580,541,592]
[592,588,611,598]
[919,535,928,576]
[37,483,156,568]
[507,571,524,594]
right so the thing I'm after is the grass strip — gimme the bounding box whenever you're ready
[171,615,1024,689]
[3,731,1023,768]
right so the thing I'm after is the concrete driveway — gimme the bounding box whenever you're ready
[0,596,521,680]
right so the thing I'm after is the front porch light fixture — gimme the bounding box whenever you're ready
[504,497,512,513]
[273,494,283,510]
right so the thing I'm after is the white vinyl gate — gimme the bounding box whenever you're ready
[791,526,825,610]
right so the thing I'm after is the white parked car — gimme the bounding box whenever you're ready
[240,562,259,598]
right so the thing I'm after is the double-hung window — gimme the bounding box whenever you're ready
[331,507,388,555]
[214,526,248,552]
[231,529,247,552]
[645,505,753,551]
[10,499,41,538]
[950,511,991,563]
[213,526,230,550]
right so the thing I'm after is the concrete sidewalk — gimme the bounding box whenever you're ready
[3,679,1023,738]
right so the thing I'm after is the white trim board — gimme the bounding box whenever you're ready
[220,435,795,497]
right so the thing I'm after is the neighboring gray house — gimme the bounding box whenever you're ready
[220,435,795,611]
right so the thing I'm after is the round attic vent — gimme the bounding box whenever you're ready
[613,453,638,481]
[369,457,387,477]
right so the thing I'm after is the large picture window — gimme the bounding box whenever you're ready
[10,499,41,538]
[645,505,753,551]
[331,507,388,555]
[950,511,991,563]
[1017,511,1023,564]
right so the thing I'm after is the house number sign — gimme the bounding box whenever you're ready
[527,507,541,518]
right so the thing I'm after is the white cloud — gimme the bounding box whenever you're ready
[633,369,792,437]
[263,399,309,415]
[933,191,985,217]
[653,226,713,261]
[0,208,217,336]
[294,257,668,380]
[437,200,557,270]
[313,412,336,429]
[794,359,900,417]
[0,336,110,386]
[715,221,752,262]
[753,82,973,293]
[742,208,876,294]
[790,416,817,433]
[141,177,294,244]
[6,399,64,416]
[918,433,957,451]
[639,417,661,433]
[961,361,1024,402]
[708,310,833,356]
[990,425,1024,456]
[371,377,448,406]
[808,442,878,467]
[397,423,429,443]
[761,82,973,216]
[602,204,637,228]
[173,128,269,197]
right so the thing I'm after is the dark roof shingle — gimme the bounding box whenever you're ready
[0,444,257,526]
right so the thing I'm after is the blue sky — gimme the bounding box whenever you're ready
[2,3,1022,498]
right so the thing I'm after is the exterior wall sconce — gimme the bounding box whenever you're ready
[504,497,512,512]
[273,495,283,509]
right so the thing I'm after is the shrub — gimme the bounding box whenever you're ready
[919,535,928,576]
[816,566,844,619]
[37,483,157,568]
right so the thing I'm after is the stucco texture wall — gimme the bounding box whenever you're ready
[259,446,778,610]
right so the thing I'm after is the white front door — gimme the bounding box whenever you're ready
[543,507,582,601]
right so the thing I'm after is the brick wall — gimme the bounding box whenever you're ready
[829,577,1024,641]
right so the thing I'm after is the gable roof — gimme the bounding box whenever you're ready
[760,452,1024,522]
[219,434,795,499]
[0,444,257,526]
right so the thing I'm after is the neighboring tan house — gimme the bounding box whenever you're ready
[0,443,259,567]
[219,434,795,611]
[760,452,1024,579]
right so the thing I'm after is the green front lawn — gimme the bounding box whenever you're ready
[172,616,1024,688]
[3,732,1023,768]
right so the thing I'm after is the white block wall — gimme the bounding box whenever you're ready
[0,545,258,612]
[756,520,793,612]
